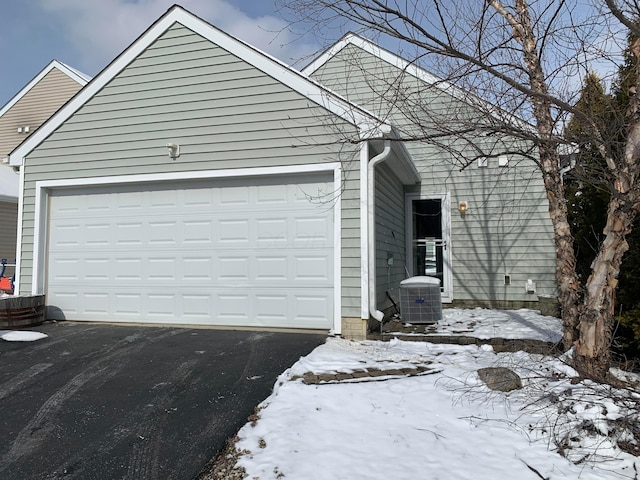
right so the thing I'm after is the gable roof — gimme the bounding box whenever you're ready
[303,32,534,134]
[303,33,458,96]
[0,60,90,120]
[8,6,393,167]
[0,60,90,201]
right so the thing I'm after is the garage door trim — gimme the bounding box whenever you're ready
[28,162,342,333]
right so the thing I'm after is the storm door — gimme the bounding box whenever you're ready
[406,194,452,302]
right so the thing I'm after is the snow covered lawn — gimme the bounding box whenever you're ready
[223,309,640,480]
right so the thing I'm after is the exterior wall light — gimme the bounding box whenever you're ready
[459,201,468,213]
[166,143,180,159]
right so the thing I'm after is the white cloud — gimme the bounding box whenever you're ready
[38,0,318,73]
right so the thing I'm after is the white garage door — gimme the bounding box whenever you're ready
[46,173,334,329]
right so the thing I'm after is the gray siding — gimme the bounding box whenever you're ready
[19,24,362,316]
[341,158,362,316]
[311,44,556,304]
[375,162,406,310]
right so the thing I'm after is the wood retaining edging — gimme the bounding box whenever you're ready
[367,333,562,355]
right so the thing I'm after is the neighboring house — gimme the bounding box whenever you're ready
[7,6,556,339]
[0,60,89,278]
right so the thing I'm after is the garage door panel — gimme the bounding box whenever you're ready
[183,257,213,280]
[148,221,177,245]
[46,174,334,329]
[85,293,109,315]
[183,220,213,244]
[256,218,287,244]
[85,258,110,280]
[296,295,332,323]
[147,257,175,280]
[217,294,251,322]
[218,220,250,243]
[114,258,142,280]
[255,256,287,280]
[294,216,331,242]
[50,223,81,247]
[114,293,141,315]
[85,223,111,246]
[220,186,249,205]
[217,257,250,280]
[295,256,330,281]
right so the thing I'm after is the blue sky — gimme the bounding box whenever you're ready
[0,0,323,106]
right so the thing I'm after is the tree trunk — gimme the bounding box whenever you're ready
[491,0,583,349]
[574,198,635,379]
[537,145,582,349]
[573,113,640,379]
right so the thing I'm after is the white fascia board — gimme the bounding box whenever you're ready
[9,7,388,167]
[0,60,89,122]
[303,33,536,134]
[57,62,92,83]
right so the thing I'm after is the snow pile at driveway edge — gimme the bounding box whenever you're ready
[0,330,48,342]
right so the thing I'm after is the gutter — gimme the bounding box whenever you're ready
[367,139,392,322]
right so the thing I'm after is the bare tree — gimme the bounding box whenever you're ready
[278,0,640,381]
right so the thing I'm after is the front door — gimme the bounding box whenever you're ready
[406,194,452,302]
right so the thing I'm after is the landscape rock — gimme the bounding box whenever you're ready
[477,367,522,392]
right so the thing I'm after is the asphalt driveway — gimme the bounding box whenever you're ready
[0,322,326,480]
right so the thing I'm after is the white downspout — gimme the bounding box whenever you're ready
[368,140,392,322]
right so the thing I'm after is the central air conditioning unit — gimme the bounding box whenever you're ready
[399,276,442,324]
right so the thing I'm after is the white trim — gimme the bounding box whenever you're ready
[58,62,92,83]
[360,142,370,319]
[303,33,535,133]
[304,34,442,85]
[13,167,24,295]
[333,165,343,334]
[9,7,389,167]
[32,163,342,329]
[32,182,47,294]
[0,60,89,120]
[35,163,340,190]
[405,192,453,303]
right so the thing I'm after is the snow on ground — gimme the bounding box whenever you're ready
[438,308,563,342]
[231,309,640,480]
[0,330,48,342]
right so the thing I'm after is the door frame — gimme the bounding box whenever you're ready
[405,192,453,302]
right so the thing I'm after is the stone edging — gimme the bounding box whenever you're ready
[368,333,561,355]
[291,365,436,385]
